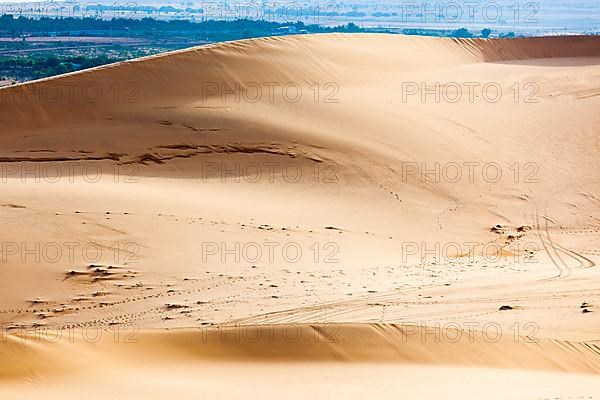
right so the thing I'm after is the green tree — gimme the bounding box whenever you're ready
[451,28,472,38]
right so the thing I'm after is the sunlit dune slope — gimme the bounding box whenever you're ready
[0,34,599,339]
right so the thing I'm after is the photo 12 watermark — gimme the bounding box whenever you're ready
[1,322,139,344]
[398,1,540,24]
[400,240,539,264]
[0,81,140,105]
[0,162,139,184]
[401,81,539,104]
[401,161,540,184]
[199,161,339,184]
[201,241,340,265]
[200,81,339,104]
[0,241,139,265]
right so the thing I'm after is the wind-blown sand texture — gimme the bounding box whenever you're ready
[0,34,599,399]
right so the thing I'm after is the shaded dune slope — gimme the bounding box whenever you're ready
[2,324,600,381]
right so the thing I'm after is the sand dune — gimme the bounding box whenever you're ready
[2,324,600,399]
[0,33,599,398]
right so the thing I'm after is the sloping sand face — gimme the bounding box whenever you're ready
[0,34,599,398]
[1,324,600,399]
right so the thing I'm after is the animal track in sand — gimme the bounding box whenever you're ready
[0,274,246,330]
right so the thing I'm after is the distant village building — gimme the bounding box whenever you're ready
[277,26,297,34]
